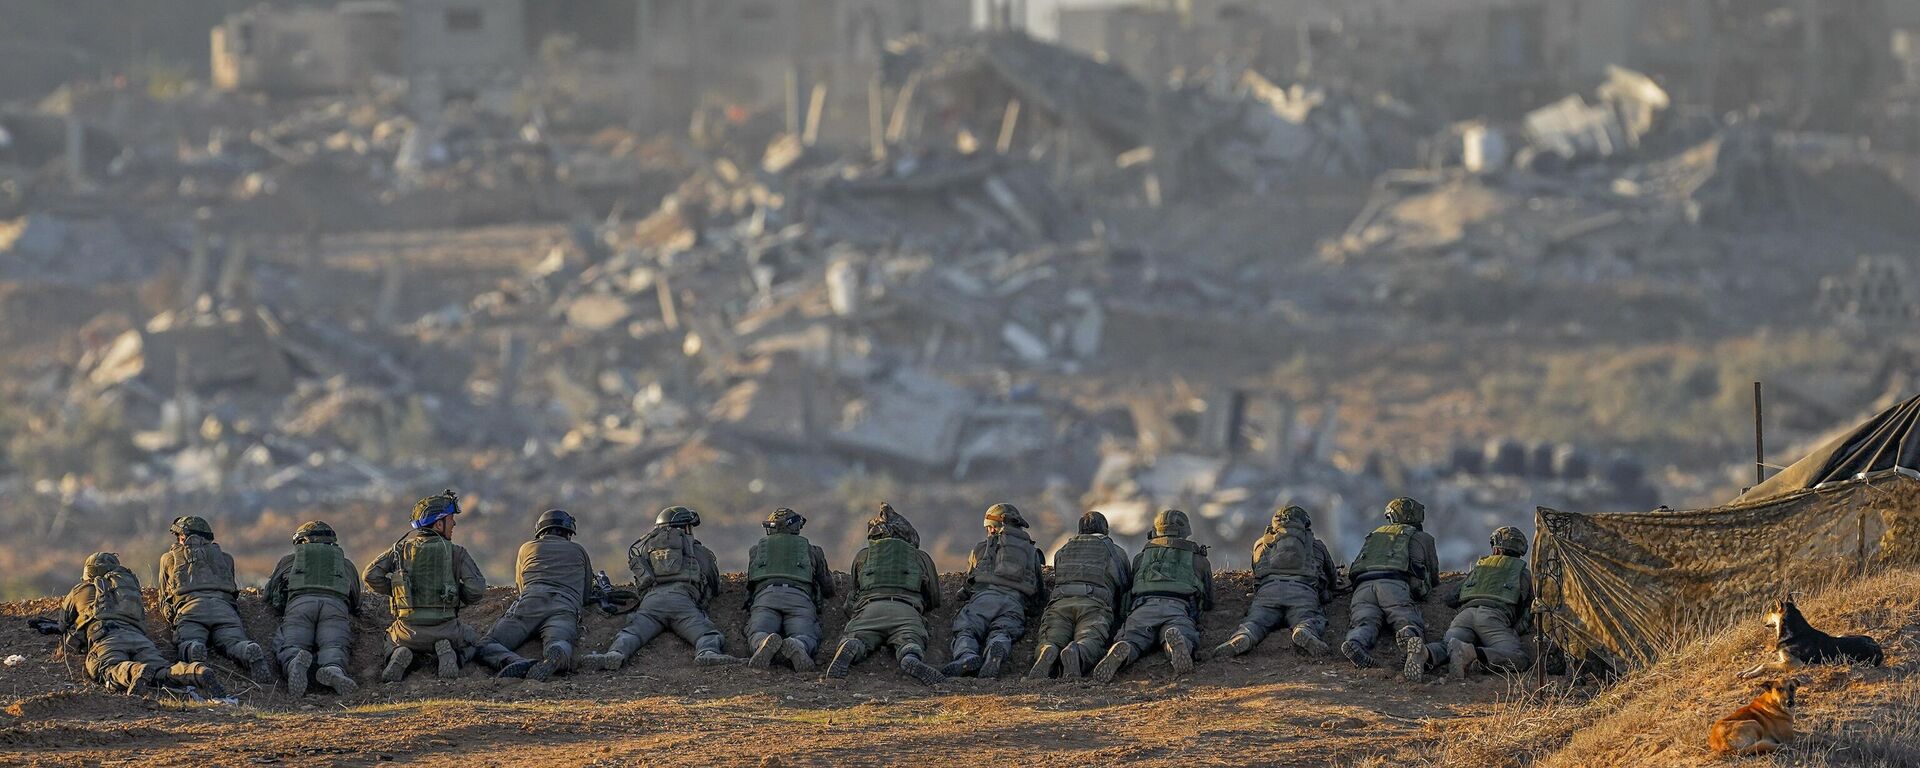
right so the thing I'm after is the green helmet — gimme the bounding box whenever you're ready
[984,502,1028,529]
[84,552,121,579]
[170,515,214,540]
[536,509,577,538]
[412,490,461,525]
[656,505,700,528]
[764,507,806,535]
[1079,510,1110,535]
[293,520,337,544]
[1153,509,1191,539]
[1274,505,1311,530]
[1384,497,1426,526]
[1491,526,1528,555]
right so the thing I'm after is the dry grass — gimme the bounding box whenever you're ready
[1430,568,1920,768]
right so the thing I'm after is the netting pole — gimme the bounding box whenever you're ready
[1754,381,1767,486]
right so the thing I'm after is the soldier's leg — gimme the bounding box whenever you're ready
[88,643,146,691]
[978,594,1026,677]
[886,608,942,686]
[274,598,321,667]
[1370,580,1428,681]
[1161,611,1199,674]
[538,611,580,668]
[1027,603,1074,679]
[1274,581,1331,656]
[1341,583,1385,667]
[474,608,537,672]
[1218,581,1285,657]
[1473,609,1531,672]
[581,603,666,670]
[746,590,785,652]
[313,599,353,672]
[943,597,994,675]
[825,604,888,679]
[663,594,737,664]
[771,589,822,672]
[1064,602,1115,677]
[1096,599,1177,682]
[173,617,211,661]
[1439,611,1477,678]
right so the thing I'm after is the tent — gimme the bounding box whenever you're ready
[1535,394,1920,670]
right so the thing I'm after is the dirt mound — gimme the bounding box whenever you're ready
[4,690,150,720]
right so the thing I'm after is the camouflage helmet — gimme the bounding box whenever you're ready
[656,505,700,528]
[1491,526,1528,556]
[764,507,806,535]
[1384,497,1426,526]
[536,509,577,538]
[170,515,214,540]
[293,520,337,544]
[1274,504,1311,529]
[1079,510,1110,536]
[1153,509,1192,539]
[84,552,121,579]
[984,503,1028,529]
[412,490,461,526]
[867,502,921,547]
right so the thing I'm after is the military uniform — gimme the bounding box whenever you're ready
[744,508,836,672]
[1029,510,1130,679]
[1427,527,1534,678]
[157,517,272,682]
[59,553,220,695]
[475,510,596,680]
[1093,509,1214,682]
[363,493,488,682]
[582,507,738,669]
[1215,506,1337,659]
[266,521,361,695]
[1342,497,1440,679]
[944,504,1047,678]
[825,504,945,686]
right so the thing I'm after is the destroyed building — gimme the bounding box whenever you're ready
[211,3,404,96]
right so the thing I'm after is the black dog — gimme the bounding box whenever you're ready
[1737,597,1883,679]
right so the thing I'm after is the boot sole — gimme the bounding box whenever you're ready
[435,641,459,679]
[979,645,1009,678]
[1448,639,1473,680]
[1168,637,1196,675]
[1293,630,1329,657]
[381,648,413,683]
[1400,637,1426,681]
[1092,648,1128,683]
[901,658,945,686]
[1060,646,1083,679]
[315,667,358,695]
[782,639,817,674]
[749,635,783,670]
[286,650,312,697]
[1026,647,1059,680]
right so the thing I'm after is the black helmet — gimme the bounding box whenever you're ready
[656,505,700,528]
[984,503,1028,529]
[293,521,337,544]
[1078,510,1110,536]
[536,509,577,538]
[764,507,806,534]
[170,515,214,540]
[1491,526,1528,556]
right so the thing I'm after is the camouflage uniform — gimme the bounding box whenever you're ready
[156,516,272,682]
[1028,511,1131,679]
[824,504,945,686]
[1214,506,1337,659]
[944,504,1048,678]
[362,492,488,682]
[1425,527,1534,678]
[582,506,740,669]
[1092,510,1215,683]
[58,553,220,695]
[744,508,836,672]
[475,510,597,680]
[1342,497,1440,680]
[266,521,361,695]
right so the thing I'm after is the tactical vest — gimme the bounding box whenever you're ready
[1053,535,1119,599]
[85,570,146,628]
[968,531,1041,596]
[1254,526,1318,582]
[1132,540,1203,598]
[858,537,924,600]
[1352,524,1416,577]
[1458,554,1527,609]
[392,534,459,624]
[288,542,354,600]
[167,538,237,597]
[632,527,701,586]
[749,533,816,593]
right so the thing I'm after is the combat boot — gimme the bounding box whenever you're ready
[168,662,225,697]
[528,645,567,682]
[284,649,313,698]
[941,652,982,677]
[978,637,1013,678]
[246,643,275,684]
[496,658,534,679]
[899,653,945,687]
[180,640,208,663]
[380,647,413,683]
[696,649,745,666]
[1027,645,1060,680]
[780,637,816,673]
[314,665,358,695]
[1211,633,1254,659]
[1399,635,1427,682]
[580,651,626,671]
[1163,628,1196,675]
[1341,639,1375,668]
[1292,626,1329,657]
[1447,638,1474,680]
[750,634,784,670]
[824,638,865,680]
[434,640,460,679]
[1092,642,1134,683]
[1060,644,1085,679]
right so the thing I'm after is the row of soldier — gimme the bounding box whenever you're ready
[53,491,1535,698]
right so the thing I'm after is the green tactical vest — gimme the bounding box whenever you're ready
[1254,526,1318,582]
[634,527,700,585]
[968,531,1040,596]
[289,542,354,600]
[1132,540,1203,597]
[858,537,924,598]
[1052,535,1117,597]
[393,535,459,623]
[1458,554,1527,609]
[1352,524,1416,577]
[168,538,237,597]
[86,570,146,628]
[749,533,816,592]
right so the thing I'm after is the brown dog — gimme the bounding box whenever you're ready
[1709,679,1800,756]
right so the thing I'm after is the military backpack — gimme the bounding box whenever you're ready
[392,534,460,624]
[1352,523,1416,577]
[1132,539,1203,598]
[166,537,237,597]
[85,569,146,628]
[630,526,703,590]
[1053,534,1118,599]
[1457,554,1527,609]
[1254,526,1319,583]
[288,542,354,599]
[968,529,1041,596]
[749,532,816,593]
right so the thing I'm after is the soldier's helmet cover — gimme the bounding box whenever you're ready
[1384,497,1426,526]
[293,520,337,544]
[764,507,806,534]
[1274,505,1312,530]
[1153,508,1192,538]
[84,552,121,579]
[170,515,214,540]
[984,503,1028,529]
[1078,510,1110,536]
[1491,526,1528,555]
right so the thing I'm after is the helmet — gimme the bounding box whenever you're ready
[170,515,214,540]
[84,552,121,579]
[536,509,577,538]
[293,521,337,544]
[764,507,806,534]
[412,490,461,528]
[656,505,700,528]
[984,503,1028,529]
[1078,510,1110,536]
[1384,497,1426,526]
[1491,526,1528,555]
[1274,505,1311,530]
[1153,509,1191,539]
[867,502,921,547]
